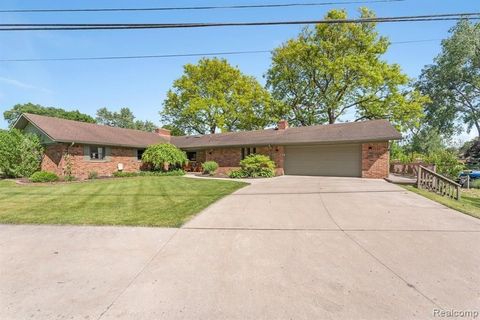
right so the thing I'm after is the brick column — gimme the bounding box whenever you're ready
[361,142,389,179]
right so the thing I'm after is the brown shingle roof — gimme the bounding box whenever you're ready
[171,119,401,149]
[15,113,401,149]
[16,113,167,148]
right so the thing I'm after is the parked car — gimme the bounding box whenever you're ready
[459,170,480,187]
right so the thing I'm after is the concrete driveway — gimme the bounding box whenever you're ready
[1,176,480,320]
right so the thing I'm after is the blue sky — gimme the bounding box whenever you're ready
[0,0,477,141]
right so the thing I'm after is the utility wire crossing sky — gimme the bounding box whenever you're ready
[1,13,479,31]
[0,0,406,13]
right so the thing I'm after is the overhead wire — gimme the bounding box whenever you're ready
[0,0,406,13]
[0,13,478,31]
[0,39,443,62]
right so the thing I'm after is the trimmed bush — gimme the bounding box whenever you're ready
[228,169,249,179]
[239,154,276,178]
[112,169,185,178]
[202,161,219,175]
[30,171,59,183]
[142,143,188,171]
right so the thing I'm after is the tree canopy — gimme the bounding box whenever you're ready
[161,124,186,136]
[266,8,427,131]
[142,143,188,171]
[417,19,480,137]
[0,129,43,178]
[4,103,95,126]
[96,107,156,132]
[161,57,277,135]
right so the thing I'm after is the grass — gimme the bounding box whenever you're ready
[402,185,480,219]
[0,177,247,227]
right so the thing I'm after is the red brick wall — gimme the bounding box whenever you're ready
[203,146,285,176]
[41,143,142,180]
[361,142,389,179]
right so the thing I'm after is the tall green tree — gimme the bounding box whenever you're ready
[161,124,185,136]
[0,129,43,178]
[417,19,480,137]
[161,58,276,135]
[266,8,426,131]
[4,103,95,126]
[96,107,156,132]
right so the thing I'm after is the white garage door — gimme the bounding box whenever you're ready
[284,144,361,177]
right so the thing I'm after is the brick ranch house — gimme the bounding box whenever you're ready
[14,113,402,179]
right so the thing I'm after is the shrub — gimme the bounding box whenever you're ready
[202,161,219,175]
[29,171,59,183]
[88,171,98,180]
[0,129,43,178]
[239,154,276,178]
[141,143,188,171]
[112,169,185,178]
[228,169,249,179]
[424,150,464,179]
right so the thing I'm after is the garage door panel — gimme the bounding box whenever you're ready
[284,144,361,177]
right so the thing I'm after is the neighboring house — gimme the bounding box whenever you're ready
[14,113,401,179]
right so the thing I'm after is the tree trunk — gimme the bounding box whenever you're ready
[328,110,335,124]
[163,163,170,172]
[475,121,480,139]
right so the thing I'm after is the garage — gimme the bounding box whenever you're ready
[284,144,362,177]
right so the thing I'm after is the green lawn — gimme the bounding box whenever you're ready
[403,185,480,219]
[0,177,247,227]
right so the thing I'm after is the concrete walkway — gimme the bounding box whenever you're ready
[1,176,480,319]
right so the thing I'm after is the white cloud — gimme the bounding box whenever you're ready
[0,76,51,93]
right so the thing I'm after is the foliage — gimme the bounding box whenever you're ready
[0,177,247,227]
[141,144,188,171]
[88,171,98,180]
[29,171,59,183]
[228,169,249,179]
[0,129,44,178]
[112,169,185,178]
[162,57,277,134]
[424,150,465,179]
[402,126,447,156]
[161,124,186,136]
[266,8,427,131]
[202,161,219,175]
[96,107,157,132]
[4,103,95,126]
[417,19,480,137]
[391,143,463,179]
[229,154,276,178]
[63,152,74,181]
[240,154,276,176]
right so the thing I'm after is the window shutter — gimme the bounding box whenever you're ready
[105,147,112,161]
[83,145,90,161]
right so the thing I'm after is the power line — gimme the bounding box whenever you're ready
[0,39,443,62]
[0,13,478,31]
[0,0,405,13]
[0,50,272,62]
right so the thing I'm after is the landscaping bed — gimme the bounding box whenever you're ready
[0,176,247,227]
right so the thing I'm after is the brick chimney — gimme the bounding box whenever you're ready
[277,119,289,130]
[154,128,171,141]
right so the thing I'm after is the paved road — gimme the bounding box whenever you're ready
[1,176,479,319]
